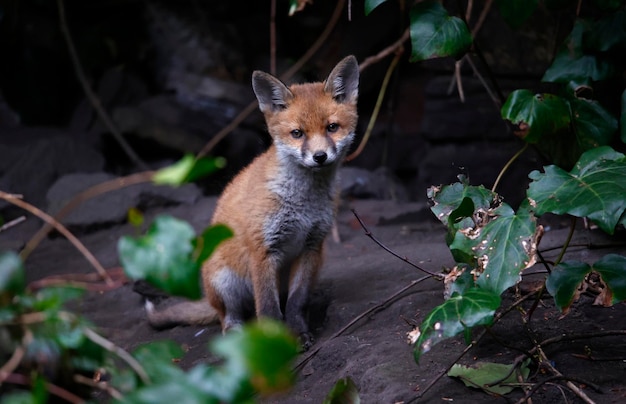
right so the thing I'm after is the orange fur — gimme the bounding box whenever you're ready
[202,56,359,349]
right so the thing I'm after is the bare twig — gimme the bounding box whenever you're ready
[295,275,432,371]
[56,0,147,170]
[359,28,410,71]
[0,215,26,232]
[73,374,123,400]
[21,171,155,261]
[491,143,529,193]
[0,190,114,286]
[347,50,402,161]
[351,209,443,278]
[83,327,150,385]
[0,329,30,384]
[2,373,85,403]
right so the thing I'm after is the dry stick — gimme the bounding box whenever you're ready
[21,171,156,261]
[517,375,600,404]
[0,191,114,286]
[347,51,403,161]
[83,327,150,385]
[359,28,410,72]
[0,215,26,232]
[73,374,123,401]
[295,275,432,371]
[56,0,147,171]
[351,209,443,278]
[2,373,85,404]
[196,0,347,159]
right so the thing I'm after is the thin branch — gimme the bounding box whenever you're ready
[359,28,410,71]
[554,216,576,266]
[347,50,402,161]
[2,373,85,404]
[56,0,147,170]
[82,327,150,385]
[351,209,443,278]
[73,374,123,400]
[21,171,155,261]
[0,215,26,232]
[0,190,114,286]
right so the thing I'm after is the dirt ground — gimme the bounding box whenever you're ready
[5,196,626,403]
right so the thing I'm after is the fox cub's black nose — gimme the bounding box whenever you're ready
[313,151,328,164]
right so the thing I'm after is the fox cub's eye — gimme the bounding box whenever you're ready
[327,123,339,133]
[291,129,304,139]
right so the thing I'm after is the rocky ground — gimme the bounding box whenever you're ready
[2,186,626,403]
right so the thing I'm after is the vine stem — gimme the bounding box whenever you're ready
[57,0,147,170]
[491,143,529,193]
[554,216,576,266]
[0,191,114,286]
[347,50,403,162]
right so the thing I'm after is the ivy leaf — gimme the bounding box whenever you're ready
[118,215,202,299]
[584,9,626,52]
[528,146,626,234]
[495,0,538,29]
[193,224,233,265]
[211,320,299,396]
[323,377,360,404]
[501,89,570,143]
[546,255,626,312]
[412,288,501,363]
[0,251,25,299]
[448,360,530,395]
[543,20,615,84]
[365,0,388,15]
[545,261,591,313]
[569,98,617,150]
[409,0,472,61]
[428,181,496,227]
[153,155,225,186]
[591,254,626,306]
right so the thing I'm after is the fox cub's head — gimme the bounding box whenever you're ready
[252,56,359,170]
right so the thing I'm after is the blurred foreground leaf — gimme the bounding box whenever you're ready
[448,360,530,395]
[153,155,225,186]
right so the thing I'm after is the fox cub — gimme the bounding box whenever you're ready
[147,56,359,349]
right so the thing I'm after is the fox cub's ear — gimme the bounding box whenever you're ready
[324,55,359,104]
[252,71,294,113]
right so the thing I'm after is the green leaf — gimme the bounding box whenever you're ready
[409,1,472,61]
[33,286,85,312]
[528,146,626,234]
[468,205,538,295]
[323,377,360,404]
[194,224,233,265]
[428,182,496,227]
[211,320,299,396]
[546,261,591,312]
[447,360,530,395]
[543,20,615,84]
[592,254,626,305]
[501,89,570,143]
[569,98,617,150]
[131,340,186,384]
[495,0,538,29]
[0,251,25,298]
[584,9,626,52]
[621,89,626,143]
[118,215,202,299]
[153,155,225,186]
[413,288,501,363]
[365,0,388,15]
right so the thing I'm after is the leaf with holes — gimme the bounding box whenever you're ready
[413,288,501,363]
[409,0,472,61]
[528,146,626,234]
